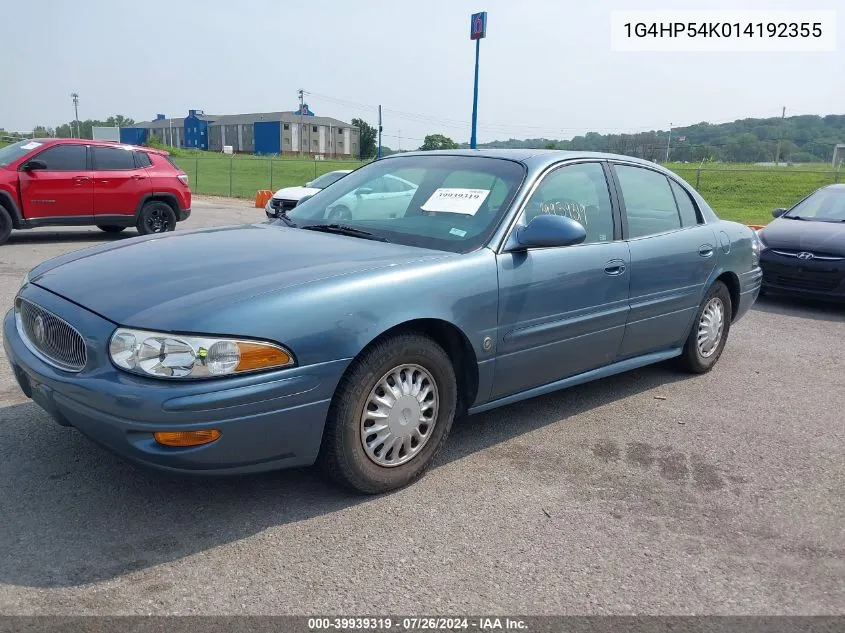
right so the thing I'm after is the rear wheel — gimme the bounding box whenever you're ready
[136,202,176,235]
[96,225,126,233]
[678,281,732,374]
[318,332,457,494]
[0,207,11,245]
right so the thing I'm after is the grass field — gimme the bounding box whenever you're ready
[666,163,840,225]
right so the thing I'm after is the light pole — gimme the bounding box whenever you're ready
[469,12,487,149]
[71,93,80,138]
[665,122,672,163]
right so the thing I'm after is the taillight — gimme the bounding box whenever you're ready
[177,174,189,186]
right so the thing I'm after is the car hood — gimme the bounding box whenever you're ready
[30,224,447,327]
[760,218,845,255]
[271,186,320,200]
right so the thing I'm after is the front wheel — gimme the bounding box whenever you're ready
[678,281,732,374]
[318,332,457,494]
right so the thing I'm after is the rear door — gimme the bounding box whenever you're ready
[18,144,92,221]
[492,161,630,399]
[611,163,718,358]
[91,145,150,217]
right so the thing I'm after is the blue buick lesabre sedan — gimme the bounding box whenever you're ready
[4,150,763,493]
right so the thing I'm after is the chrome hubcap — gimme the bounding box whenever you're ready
[360,364,439,467]
[697,297,725,358]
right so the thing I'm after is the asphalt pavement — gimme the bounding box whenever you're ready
[0,197,842,615]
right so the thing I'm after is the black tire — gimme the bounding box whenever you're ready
[0,207,11,246]
[318,332,457,494]
[328,205,352,221]
[96,225,127,233]
[136,202,176,235]
[678,281,732,374]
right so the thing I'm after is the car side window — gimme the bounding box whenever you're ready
[615,165,682,238]
[32,145,87,171]
[670,180,701,227]
[92,147,136,170]
[519,162,615,244]
[134,151,152,168]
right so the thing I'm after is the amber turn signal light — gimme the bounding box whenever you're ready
[235,342,292,372]
[154,429,221,447]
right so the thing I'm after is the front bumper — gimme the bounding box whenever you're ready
[760,250,845,301]
[4,284,349,475]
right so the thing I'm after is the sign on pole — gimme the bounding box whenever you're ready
[470,11,487,39]
[470,11,487,149]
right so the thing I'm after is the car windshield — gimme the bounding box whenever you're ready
[307,171,349,189]
[286,155,525,253]
[785,188,845,222]
[0,139,42,167]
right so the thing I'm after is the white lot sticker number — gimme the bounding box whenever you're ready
[21,142,42,150]
[421,188,490,215]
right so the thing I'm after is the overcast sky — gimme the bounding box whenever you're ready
[0,0,841,146]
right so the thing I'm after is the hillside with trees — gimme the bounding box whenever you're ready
[461,114,845,163]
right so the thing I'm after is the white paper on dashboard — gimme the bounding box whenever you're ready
[20,142,42,150]
[421,188,490,215]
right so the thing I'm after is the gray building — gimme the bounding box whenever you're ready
[207,111,359,157]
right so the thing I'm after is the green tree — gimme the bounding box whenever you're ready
[351,118,377,159]
[419,134,458,151]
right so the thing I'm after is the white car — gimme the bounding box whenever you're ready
[265,170,352,219]
[324,174,418,221]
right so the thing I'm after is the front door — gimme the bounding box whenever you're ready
[91,146,150,217]
[492,161,630,399]
[611,163,718,358]
[18,144,93,221]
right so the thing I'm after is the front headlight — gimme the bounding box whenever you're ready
[265,198,274,212]
[19,272,30,291]
[109,328,295,379]
[751,230,763,266]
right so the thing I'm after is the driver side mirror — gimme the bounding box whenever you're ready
[21,159,47,171]
[355,187,373,197]
[507,214,587,250]
[771,208,787,218]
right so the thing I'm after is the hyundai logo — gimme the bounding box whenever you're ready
[796,252,814,260]
[33,315,46,345]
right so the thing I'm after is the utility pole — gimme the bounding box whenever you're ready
[71,93,80,138]
[774,106,786,165]
[377,105,382,160]
[665,122,672,163]
[298,89,304,157]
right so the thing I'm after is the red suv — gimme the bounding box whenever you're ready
[0,138,191,245]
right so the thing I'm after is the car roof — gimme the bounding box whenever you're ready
[25,137,168,156]
[387,148,661,170]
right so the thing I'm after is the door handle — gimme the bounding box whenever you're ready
[131,174,145,180]
[72,176,90,185]
[698,244,714,258]
[604,261,626,276]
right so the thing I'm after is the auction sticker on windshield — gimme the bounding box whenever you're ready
[421,188,490,215]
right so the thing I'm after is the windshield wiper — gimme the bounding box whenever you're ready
[784,215,808,220]
[300,224,389,242]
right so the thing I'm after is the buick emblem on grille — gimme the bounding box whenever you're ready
[796,252,814,260]
[33,315,46,345]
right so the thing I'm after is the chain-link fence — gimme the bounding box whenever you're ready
[173,157,369,199]
[172,155,841,224]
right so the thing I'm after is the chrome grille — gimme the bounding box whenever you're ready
[270,198,298,214]
[15,298,87,372]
